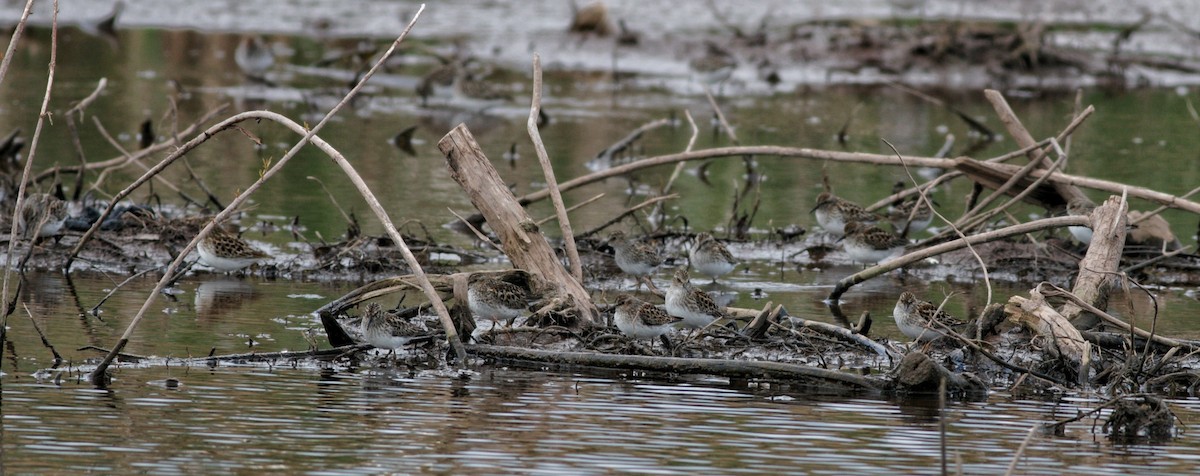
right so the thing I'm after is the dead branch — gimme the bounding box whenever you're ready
[528,54,582,283]
[466,344,886,390]
[984,89,1089,208]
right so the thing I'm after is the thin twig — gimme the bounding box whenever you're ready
[23,303,62,366]
[307,176,353,223]
[703,85,739,145]
[528,53,582,283]
[535,193,605,226]
[0,0,35,88]
[448,207,502,252]
[652,109,699,226]
[578,194,679,238]
[1,0,55,361]
[89,266,163,316]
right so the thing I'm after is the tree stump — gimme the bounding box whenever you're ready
[439,124,600,328]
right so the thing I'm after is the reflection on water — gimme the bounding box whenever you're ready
[4,366,1200,474]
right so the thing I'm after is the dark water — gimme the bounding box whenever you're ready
[4,1,1200,473]
[5,364,1200,475]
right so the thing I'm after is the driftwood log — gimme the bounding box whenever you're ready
[1006,294,1089,370]
[439,124,600,328]
[466,344,886,391]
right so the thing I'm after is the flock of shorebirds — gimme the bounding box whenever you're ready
[600,188,969,351]
[13,185,992,353]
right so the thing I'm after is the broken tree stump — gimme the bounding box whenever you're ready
[894,351,987,394]
[1062,195,1128,327]
[439,124,601,329]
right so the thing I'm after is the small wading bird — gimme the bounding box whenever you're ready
[1066,199,1096,245]
[196,227,271,272]
[812,191,880,236]
[665,268,727,332]
[467,274,528,330]
[893,291,966,343]
[359,302,428,356]
[17,193,68,241]
[840,221,907,265]
[234,35,275,80]
[607,230,662,291]
[613,294,681,352]
[690,233,737,282]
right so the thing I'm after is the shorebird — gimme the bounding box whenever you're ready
[17,193,67,240]
[665,268,726,330]
[893,291,966,343]
[613,294,681,351]
[690,233,737,282]
[840,221,907,265]
[467,274,528,330]
[888,184,935,236]
[234,35,275,80]
[360,302,427,354]
[812,191,881,236]
[608,230,662,290]
[196,227,271,272]
[1066,199,1096,245]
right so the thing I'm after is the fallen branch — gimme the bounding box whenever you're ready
[466,344,886,390]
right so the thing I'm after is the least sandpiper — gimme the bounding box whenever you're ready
[888,187,934,235]
[840,221,907,265]
[416,61,458,106]
[234,35,274,79]
[196,227,271,272]
[1066,199,1095,245]
[613,294,681,341]
[360,302,427,351]
[608,230,662,288]
[467,273,528,329]
[812,191,880,236]
[17,193,67,239]
[893,291,966,343]
[690,232,737,282]
[452,67,512,111]
[665,268,725,329]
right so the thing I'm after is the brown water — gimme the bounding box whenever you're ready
[5,1,1200,473]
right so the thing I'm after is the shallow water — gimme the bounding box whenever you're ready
[5,365,1200,475]
[4,1,1200,473]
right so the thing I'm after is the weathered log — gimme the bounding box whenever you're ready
[1006,294,1088,369]
[439,124,600,328]
[466,344,886,391]
[1062,195,1128,327]
[894,351,988,394]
